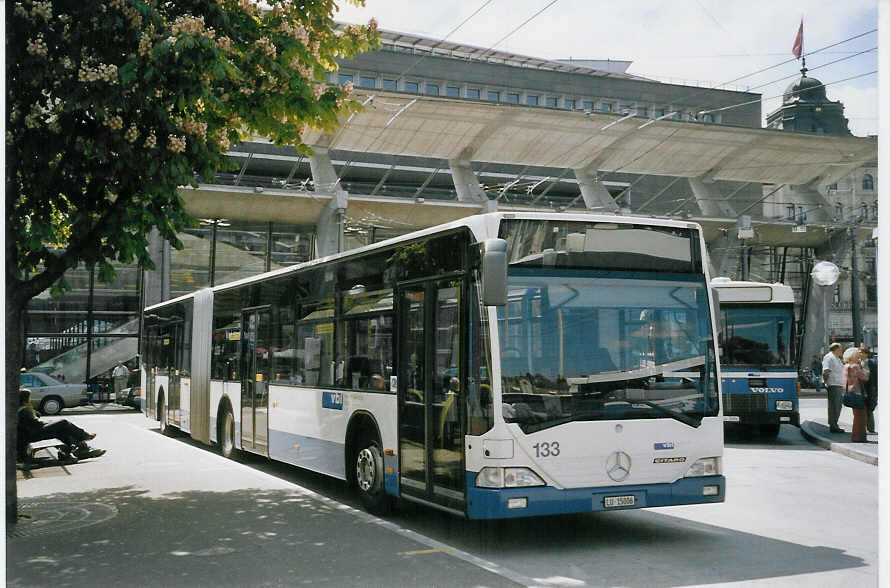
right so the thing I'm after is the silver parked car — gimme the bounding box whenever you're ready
[19,372,88,415]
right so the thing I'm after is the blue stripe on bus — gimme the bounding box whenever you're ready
[465,475,725,519]
[268,429,345,479]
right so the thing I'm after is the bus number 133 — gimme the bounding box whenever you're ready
[533,441,560,458]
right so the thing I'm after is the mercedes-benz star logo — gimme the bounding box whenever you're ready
[605,451,632,482]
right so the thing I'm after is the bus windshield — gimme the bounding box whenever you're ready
[497,270,719,433]
[719,305,794,366]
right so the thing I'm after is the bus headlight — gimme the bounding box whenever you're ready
[476,467,545,488]
[775,400,793,411]
[684,457,722,477]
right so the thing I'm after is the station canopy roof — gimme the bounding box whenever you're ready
[182,91,877,246]
[303,91,876,186]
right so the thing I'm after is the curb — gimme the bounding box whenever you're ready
[800,420,878,466]
[61,404,137,416]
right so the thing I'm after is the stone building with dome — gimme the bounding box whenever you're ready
[761,64,877,357]
[766,67,852,135]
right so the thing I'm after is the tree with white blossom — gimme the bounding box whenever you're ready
[6,0,378,524]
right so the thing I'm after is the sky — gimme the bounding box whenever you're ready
[334,0,879,136]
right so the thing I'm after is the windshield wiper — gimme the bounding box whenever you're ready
[633,400,702,428]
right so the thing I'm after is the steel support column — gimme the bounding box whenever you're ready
[850,228,862,345]
[310,148,349,257]
[573,168,619,212]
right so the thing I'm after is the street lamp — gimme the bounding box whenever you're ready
[806,260,841,363]
[810,260,840,287]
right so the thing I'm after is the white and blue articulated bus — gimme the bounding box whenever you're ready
[142,212,724,519]
[710,278,799,437]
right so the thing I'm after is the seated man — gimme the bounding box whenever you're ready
[17,389,105,461]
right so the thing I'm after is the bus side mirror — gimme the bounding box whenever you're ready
[481,238,508,306]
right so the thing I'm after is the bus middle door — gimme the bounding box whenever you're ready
[241,307,271,455]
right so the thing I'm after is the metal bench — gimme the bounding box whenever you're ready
[25,439,77,462]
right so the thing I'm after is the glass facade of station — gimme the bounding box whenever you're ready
[21,220,351,398]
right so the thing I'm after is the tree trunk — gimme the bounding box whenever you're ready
[6,294,25,525]
[5,249,78,524]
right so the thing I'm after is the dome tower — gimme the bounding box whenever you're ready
[766,63,852,135]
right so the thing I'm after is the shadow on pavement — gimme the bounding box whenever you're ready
[115,430,870,588]
[7,486,519,588]
[394,503,867,587]
[7,481,868,588]
[723,424,820,450]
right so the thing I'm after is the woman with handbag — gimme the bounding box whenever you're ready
[842,347,869,443]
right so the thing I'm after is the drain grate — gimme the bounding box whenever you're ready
[8,501,119,539]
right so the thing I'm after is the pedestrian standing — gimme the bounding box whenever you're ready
[860,346,878,434]
[843,347,869,442]
[822,342,845,433]
[112,361,130,402]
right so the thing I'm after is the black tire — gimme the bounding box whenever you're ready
[39,396,64,416]
[353,438,391,515]
[218,407,237,459]
[759,423,781,438]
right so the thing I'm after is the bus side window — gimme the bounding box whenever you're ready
[225,331,240,381]
[272,304,296,384]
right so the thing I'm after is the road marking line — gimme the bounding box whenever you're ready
[399,547,456,556]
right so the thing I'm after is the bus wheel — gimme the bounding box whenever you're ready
[759,423,781,438]
[354,439,391,514]
[219,408,237,459]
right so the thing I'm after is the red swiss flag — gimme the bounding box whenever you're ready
[792,21,803,59]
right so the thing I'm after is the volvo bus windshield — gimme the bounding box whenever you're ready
[719,305,794,366]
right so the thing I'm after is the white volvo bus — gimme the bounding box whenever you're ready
[142,212,724,518]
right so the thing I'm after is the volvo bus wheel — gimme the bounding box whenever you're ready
[354,439,390,514]
[219,408,236,459]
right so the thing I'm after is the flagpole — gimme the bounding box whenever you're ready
[792,18,805,72]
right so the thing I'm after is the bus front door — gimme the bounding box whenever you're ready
[398,279,465,512]
[241,308,270,455]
